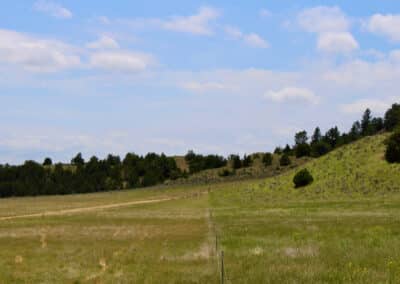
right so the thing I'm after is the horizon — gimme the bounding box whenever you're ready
[1,1,400,164]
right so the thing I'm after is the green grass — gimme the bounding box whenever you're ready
[1,133,400,283]
[0,190,219,283]
[209,133,400,283]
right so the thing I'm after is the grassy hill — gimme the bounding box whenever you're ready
[258,133,399,198]
[171,153,312,186]
[210,133,400,283]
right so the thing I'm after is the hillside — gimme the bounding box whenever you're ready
[261,133,400,196]
[209,133,400,283]
[171,154,312,185]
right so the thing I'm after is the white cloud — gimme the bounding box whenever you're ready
[225,26,243,38]
[265,87,319,104]
[322,58,400,90]
[0,29,80,72]
[181,81,233,92]
[317,32,359,54]
[90,51,155,72]
[298,6,358,54]
[162,6,219,35]
[34,0,72,19]
[224,26,269,48]
[366,14,400,42]
[86,35,120,49]
[298,6,350,33]
[244,33,269,48]
[340,99,391,114]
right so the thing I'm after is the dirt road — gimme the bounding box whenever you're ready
[0,198,173,221]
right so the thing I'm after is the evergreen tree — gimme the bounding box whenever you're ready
[361,108,372,136]
[384,103,400,130]
[311,141,331,157]
[349,121,362,141]
[71,153,85,166]
[229,155,242,169]
[262,153,273,167]
[43,158,52,166]
[295,131,308,145]
[324,127,341,148]
[280,154,291,166]
[311,127,322,144]
[242,155,252,168]
[385,130,400,163]
[283,144,292,155]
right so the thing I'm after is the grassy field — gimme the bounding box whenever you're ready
[1,133,400,283]
[0,186,219,283]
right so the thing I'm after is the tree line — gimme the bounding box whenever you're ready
[0,153,181,198]
[271,104,400,166]
[0,103,399,198]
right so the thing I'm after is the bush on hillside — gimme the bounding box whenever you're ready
[218,169,234,177]
[242,155,252,168]
[262,153,273,166]
[229,155,242,169]
[295,143,311,158]
[280,154,291,166]
[293,169,314,188]
[384,104,400,130]
[385,130,400,163]
[311,141,332,157]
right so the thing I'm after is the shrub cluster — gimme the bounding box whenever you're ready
[293,169,314,188]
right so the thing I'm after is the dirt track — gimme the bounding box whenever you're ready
[0,198,173,221]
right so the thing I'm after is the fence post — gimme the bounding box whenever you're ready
[220,250,225,284]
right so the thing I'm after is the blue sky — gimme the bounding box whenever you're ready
[1,1,400,164]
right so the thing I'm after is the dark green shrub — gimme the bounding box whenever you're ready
[293,169,314,188]
[295,143,311,158]
[385,130,400,163]
[384,104,400,130]
[262,153,273,166]
[218,169,234,177]
[242,155,252,167]
[43,158,52,166]
[311,141,332,157]
[280,154,291,166]
[229,155,242,169]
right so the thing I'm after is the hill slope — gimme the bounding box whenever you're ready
[209,133,400,283]
[260,133,400,196]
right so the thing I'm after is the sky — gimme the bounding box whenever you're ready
[1,1,400,164]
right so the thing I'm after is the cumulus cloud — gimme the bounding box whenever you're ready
[244,33,270,48]
[225,26,269,48]
[89,51,155,72]
[317,32,359,53]
[366,14,400,42]
[34,0,72,19]
[265,87,319,104]
[298,6,350,33]
[162,6,219,35]
[298,6,358,54]
[86,35,120,49]
[0,29,80,72]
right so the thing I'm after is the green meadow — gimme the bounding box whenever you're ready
[1,133,400,283]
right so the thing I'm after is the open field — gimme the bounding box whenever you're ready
[1,134,400,283]
[0,187,218,283]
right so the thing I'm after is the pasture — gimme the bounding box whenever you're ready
[1,134,400,283]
